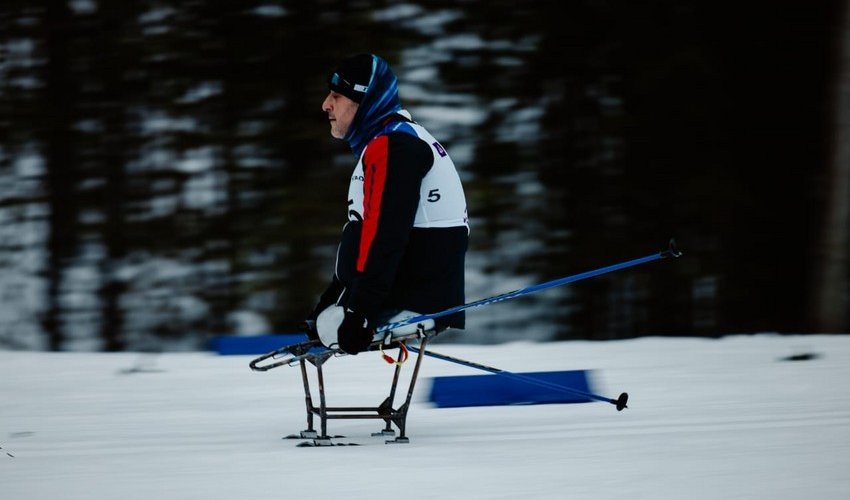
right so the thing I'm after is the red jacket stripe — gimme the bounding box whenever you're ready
[357,135,389,272]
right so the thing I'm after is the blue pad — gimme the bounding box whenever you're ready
[210,334,308,355]
[427,370,594,408]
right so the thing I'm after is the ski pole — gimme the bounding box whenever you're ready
[408,346,629,410]
[378,238,682,334]
[250,240,682,371]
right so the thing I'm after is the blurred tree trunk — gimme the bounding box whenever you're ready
[812,0,850,332]
[42,0,76,350]
[96,3,133,351]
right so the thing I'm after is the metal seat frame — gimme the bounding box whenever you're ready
[287,329,432,446]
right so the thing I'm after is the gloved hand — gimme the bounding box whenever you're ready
[337,308,373,355]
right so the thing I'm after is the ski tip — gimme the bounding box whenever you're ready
[615,392,629,411]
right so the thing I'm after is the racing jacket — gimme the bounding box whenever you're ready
[317,113,468,329]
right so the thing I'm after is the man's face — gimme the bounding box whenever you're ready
[322,91,359,139]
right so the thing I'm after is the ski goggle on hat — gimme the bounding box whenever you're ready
[327,53,375,103]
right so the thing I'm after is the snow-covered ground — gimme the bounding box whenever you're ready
[2,333,848,500]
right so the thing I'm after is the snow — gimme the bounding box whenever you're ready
[2,333,849,500]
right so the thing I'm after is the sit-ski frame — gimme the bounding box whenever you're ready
[286,328,432,447]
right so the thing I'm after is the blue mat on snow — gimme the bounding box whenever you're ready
[210,334,308,355]
[427,370,593,408]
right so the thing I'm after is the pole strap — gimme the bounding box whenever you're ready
[380,340,409,366]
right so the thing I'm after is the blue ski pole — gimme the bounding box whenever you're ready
[378,238,682,334]
[408,346,630,410]
[249,240,682,372]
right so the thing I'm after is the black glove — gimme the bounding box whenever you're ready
[337,309,373,355]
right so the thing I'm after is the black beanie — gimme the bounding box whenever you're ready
[327,54,374,103]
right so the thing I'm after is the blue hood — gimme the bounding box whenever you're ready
[343,55,403,157]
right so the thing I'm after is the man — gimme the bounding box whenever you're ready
[309,53,469,355]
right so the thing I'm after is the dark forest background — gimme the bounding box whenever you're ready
[1,0,848,351]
